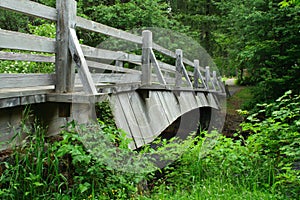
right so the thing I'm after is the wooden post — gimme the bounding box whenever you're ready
[205,66,210,89]
[175,49,183,87]
[213,71,219,91]
[142,30,152,85]
[115,60,123,68]
[55,0,76,93]
[193,60,199,88]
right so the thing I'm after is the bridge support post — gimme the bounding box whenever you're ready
[175,49,183,87]
[213,71,220,91]
[142,31,152,85]
[55,0,77,117]
[205,66,216,90]
[55,0,76,93]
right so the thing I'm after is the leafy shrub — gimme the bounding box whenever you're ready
[241,90,300,198]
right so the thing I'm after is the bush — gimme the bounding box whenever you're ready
[241,90,300,198]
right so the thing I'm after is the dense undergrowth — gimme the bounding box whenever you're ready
[0,91,299,199]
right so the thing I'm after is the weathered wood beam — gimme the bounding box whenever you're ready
[87,61,141,74]
[0,0,57,21]
[150,50,166,85]
[175,49,183,87]
[205,66,216,90]
[141,30,152,85]
[193,59,207,89]
[0,86,54,100]
[76,17,142,44]
[0,30,55,53]
[81,45,141,63]
[74,73,141,84]
[0,94,47,109]
[0,74,55,89]
[0,51,55,63]
[69,28,97,95]
[55,0,76,93]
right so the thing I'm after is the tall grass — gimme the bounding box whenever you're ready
[138,133,285,200]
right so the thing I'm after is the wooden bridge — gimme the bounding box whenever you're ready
[0,0,225,149]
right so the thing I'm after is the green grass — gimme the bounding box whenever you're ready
[139,178,280,200]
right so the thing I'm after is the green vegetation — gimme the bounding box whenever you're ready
[139,91,300,200]
[1,91,299,199]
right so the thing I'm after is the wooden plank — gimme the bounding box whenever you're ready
[156,91,180,124]
[97,83,141,94]
[81,45,141,64]
[129,92,154,144]
[76,16,142,44]
[0,74,55,89]
[182,91,198,111]
[207,93,219,109]
[195,92,209,107]
[109,94,137,149]
[0,86,54,99]
[87,61,141,74]
[74,73,141,84]
[157,61,176,73]
[0,30,55,53]
[0,0,57,21]
[69,28,97,95]
[116,93,145,148]
[150,50,166,85]
[0,51,55,63]
[0,94,47,108]
[47,92,108,103]
[147,91,170,140]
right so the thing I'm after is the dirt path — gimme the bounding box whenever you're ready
[222,84,249,137]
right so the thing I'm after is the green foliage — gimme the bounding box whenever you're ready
[0,119,144,199]
[241,91,300,198]
[0,59,54,74]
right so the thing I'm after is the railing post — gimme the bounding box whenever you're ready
[175,49,183,87]
[213,71,220,91]
[194,60,199,88]
[142,30,152,85]
[55,0,76,93]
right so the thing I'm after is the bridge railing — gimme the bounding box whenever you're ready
[0,0,225,101]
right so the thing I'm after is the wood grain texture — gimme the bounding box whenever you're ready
[69,28,97,95]
[0,74,55,89]
[0,30,55,53]
[0,51,55,63]
[0,0,57,21]
[87,61,141,74]
[55,0,77,93]
[150,50,166,85]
